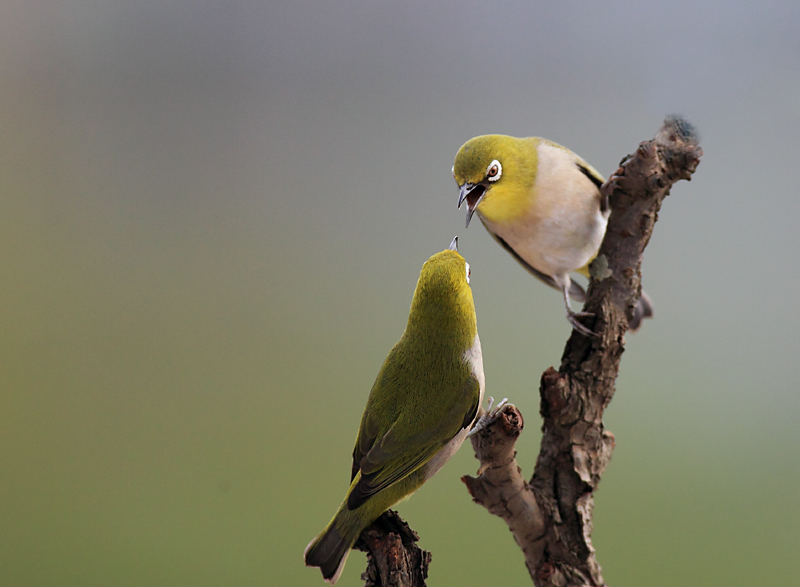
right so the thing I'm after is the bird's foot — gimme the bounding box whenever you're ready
[467,396,509,437]
[567,310,598,337]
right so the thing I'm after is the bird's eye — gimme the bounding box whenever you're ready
[465,261,471,284]
[486,160,502,182]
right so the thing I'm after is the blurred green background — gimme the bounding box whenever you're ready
[2,1,799,586]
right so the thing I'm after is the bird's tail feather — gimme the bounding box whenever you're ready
[629,290,654,332]
[304,523,352,585]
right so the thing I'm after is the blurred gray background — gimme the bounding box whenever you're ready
[2,1,799,586]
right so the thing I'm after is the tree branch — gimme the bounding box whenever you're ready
[463,117,702,586]
[462,405,547,572]
[355,510,431,587]
[355,118,701,586]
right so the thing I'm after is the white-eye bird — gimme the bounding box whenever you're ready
[304,237,485,584]
[453,135,653,335]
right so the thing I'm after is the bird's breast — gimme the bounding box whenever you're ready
[480,145,608,278]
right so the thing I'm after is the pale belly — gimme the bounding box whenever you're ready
[480,202,607,280]
[475,140,609,282]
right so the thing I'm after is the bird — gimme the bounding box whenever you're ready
[304,237,485,584]
[452,134,653,336]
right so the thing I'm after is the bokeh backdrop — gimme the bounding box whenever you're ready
[3,1,799,586]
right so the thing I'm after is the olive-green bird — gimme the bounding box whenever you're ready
[304,237,485,584]
[453,134,653,336]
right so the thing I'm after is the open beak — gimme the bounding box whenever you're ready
[457,183,487,228]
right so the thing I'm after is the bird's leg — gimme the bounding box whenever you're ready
[563,285,597,337]
[468,396,509,437]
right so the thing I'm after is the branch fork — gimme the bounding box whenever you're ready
[356,117,702,586]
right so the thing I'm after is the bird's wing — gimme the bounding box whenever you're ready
[489,231,586,302]
[346,375,480,511]
[576,161,604,189]
[350,410,379,482]
[575,160,609,213]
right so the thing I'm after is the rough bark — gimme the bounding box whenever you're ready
[355,510,431,587]
[357,117,702,586]
[462,117,702,586]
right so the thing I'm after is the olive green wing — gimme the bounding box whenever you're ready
[350,408,380,482]
[346,375,480,511]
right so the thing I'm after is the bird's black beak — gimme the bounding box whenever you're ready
[457,183,487,228]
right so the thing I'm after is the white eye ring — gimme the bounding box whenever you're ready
[486,160,502,182]
[465,261,471,284]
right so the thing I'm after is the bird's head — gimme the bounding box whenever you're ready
[452,134,535,228]
[408,237,476,343]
